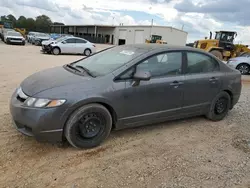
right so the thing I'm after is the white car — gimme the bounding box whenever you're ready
[27,32,38,43]
[42,37,96,56]
[227,53,250,75]
[4,31,25,45]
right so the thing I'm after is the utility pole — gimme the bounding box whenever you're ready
[149,19,153,39]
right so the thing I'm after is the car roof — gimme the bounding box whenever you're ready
[116,44,206,53]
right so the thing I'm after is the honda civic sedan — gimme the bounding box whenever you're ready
[10,44,242,148]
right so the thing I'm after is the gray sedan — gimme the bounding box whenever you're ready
[10,44,242,148]
[227,53,250,75]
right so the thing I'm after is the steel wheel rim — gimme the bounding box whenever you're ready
[214,98,228,114]
[85,50,90,56]
[238,65,249,74]
[53,49,59,55]
[76,113,105,139]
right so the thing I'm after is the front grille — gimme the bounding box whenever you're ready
[16,88,28,103]
[9,38,22,41]
[17,95,26,102]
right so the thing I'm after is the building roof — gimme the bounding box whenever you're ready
[50,24,187,34]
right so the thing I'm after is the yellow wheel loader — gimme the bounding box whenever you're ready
[193,31,238,60]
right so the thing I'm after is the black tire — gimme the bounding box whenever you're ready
[65,103,112,148]
[206,91,231,121]
[210,50,223,60]
[22,42,25,46]
[236,63,250,75]
[84,48,91,56]
[52,47,61,55]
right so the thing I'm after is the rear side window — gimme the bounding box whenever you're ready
[186,52,219,74]
[75,39,87,43]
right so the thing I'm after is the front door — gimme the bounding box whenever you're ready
[182,51,222,113]
[118,51,185,127]
[60,38,76,54]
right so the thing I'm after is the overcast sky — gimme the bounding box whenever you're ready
[0,0,249,43]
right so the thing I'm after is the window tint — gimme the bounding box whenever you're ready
[136,52,182,77]
[65,38,75,43]
[187,52,219,74]
[75,39,87,43]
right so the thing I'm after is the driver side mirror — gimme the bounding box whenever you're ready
[61,41,67,44]
[131,70,151,87]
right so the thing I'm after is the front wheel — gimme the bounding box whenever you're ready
[206,91,231,121]
[52,47,60,55]
[64,103,112,148]
[210,50,223,60]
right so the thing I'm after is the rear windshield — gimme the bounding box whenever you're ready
[72,46,147,77]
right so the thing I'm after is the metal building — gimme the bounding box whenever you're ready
[50,24,188,46]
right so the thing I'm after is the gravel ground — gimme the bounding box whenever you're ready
[0,42,250,188]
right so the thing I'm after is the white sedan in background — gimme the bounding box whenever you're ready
[41,37,96,56]
[227,53,250,75]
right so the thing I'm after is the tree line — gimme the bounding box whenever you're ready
[0,14,64,33]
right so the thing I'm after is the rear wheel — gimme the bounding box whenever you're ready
[206,91,231,121]
[35,40,40,46]
[52,47,60,55]
[236,63,250,75]
[65,103,112,148]
[210,50,223,60]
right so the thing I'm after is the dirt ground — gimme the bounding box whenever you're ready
[0,42,250,188]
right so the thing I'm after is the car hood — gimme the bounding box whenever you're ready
[36,37,50,40]
[6,35,23,39]
[21,66,92,96]
[42,40,55,45]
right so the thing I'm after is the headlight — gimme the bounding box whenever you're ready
[24,97,66,108]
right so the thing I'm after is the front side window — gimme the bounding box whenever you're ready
[65,38,76,43]
[136,52,182,77]
[186,52,219,74]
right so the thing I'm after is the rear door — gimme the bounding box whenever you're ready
[182,51,223,114]
[75,38,87,54]
[60,38,76,54]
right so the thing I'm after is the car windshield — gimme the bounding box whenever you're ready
[8,32,21,36]
[71,46,147,77]
[56,36,67,42]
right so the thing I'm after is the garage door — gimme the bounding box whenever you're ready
[134,30,144,44]
[119,29,127,39]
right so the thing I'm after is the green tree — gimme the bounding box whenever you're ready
[26,18,36,31]
[7,14,17,27]
[16,16,27,28]
[35,15,52,33]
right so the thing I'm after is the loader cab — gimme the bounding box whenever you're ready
[214,31,237,51]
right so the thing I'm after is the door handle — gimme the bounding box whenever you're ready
[209,77,218,82]
[170,81,184,87]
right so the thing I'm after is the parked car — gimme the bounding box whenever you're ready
[10,44,242,148]
[4,31,25,45]
[26,32,38,43]
[227,54,250,75]
[32,33,50,46]
[41,36,96,56]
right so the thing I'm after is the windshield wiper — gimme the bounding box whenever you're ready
[66,64,81,72]
[75,65,96,77]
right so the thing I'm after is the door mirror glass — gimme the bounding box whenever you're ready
[133,70,151,81]
[61,41,66,44]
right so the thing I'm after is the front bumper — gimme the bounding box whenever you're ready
[41,45,52,53]
[9,91,64,143]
